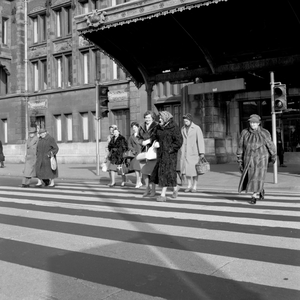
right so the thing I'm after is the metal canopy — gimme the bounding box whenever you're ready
[76,0,300,88]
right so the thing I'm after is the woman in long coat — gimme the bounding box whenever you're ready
[107,128,128,187]
[137,110,159,197]
[127,122,142,188]
[150,111,183,202]
[180,113,205,192]
[36,129,59,187]
[237,114,276,204]
[22,128,39,187]
[0,140,4,168]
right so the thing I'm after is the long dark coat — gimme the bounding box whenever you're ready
[36,134,59,179]
[23,135,39,177]
[0,140,4,162]
[137,121,159,151]
[237,126,276,193]
[150,119,183,187]
[137,121,159,175]
[107,135,128,165]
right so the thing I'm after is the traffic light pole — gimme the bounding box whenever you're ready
[95,81,100,176]
[270,71,278,184]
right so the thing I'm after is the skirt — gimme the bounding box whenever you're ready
[107,161,118,172]
[140,159,157,175]
[129,157,141,171]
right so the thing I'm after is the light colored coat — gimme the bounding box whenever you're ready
[23,135,39,177]
[180,122,205,176]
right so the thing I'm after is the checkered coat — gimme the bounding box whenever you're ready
[237,126,276,193]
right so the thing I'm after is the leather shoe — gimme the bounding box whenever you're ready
[249,197,257,204]
[156,196,167,202]
[108,183,116,187]
[21,184,30,188]
[184,188,191,193]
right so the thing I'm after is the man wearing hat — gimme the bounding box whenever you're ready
[22,128,39,187]
[237,114,276,204]
[180,113,205,192]
[36,128,59,187]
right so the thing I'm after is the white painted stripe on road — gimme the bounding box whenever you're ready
[1,207,299,251]
[0,224,299,291]
[0,187,300,215]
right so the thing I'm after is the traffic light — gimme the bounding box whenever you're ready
[99,85,109,118]
[273,84,287,111]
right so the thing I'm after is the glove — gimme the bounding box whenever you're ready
[271,156,276,164]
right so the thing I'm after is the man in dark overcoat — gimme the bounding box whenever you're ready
[22,128,39,187]
[36,129,59,187]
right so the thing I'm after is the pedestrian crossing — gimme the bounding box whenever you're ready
[0,182,299,300]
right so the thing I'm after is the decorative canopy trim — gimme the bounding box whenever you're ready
[77,0,228,33]
[79,35,141,88]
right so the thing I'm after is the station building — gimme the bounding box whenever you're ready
[0,0,299,164]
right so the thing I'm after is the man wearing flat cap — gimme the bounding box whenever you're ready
[237,114,276,204]
[22,128,39,187]
[36,128,59,187]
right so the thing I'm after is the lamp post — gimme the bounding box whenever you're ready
[95,80,100,175]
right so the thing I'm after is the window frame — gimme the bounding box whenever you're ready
[54,53,73,88]
[2,17,8,45]
[0,67,8,96]
[54,5,72,38]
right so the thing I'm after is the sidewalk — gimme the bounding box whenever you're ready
[0,162,299,193]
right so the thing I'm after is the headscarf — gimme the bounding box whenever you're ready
[159,111,173,124]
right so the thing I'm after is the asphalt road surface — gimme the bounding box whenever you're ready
[0,177,299,300]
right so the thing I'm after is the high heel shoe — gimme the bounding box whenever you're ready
[171,187,179,199]
[135,183,143,189]
[259,189,265,200]
[121,182,125,187]
[249,197,257,204]
[143,187,150,197]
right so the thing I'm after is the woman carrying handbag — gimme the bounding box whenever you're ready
[180,113,205,193]
[107,128,128,187]
[127,122,143,188]
[137,110,159,197]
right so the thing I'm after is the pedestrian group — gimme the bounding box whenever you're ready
[105,110,206,202]
[0,111,277,204]
[22,128,59,188]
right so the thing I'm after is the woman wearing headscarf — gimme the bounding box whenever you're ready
[237,114,276,204]
[150,111,183,202]
[137,110,159,197]
[107,128,128,187]
[180,113,205,192]
[127,121,142,188]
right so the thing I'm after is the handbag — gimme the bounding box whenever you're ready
[117,160,129,175]
[145,142,157,160]
[50,152,57,171]
[101,161,108,172]
[195,157,210,175]
[136,152,147,161]
[123,150,135,158]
